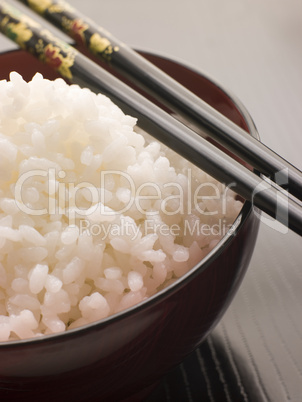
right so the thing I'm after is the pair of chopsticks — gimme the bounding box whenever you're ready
[0,1,301,236]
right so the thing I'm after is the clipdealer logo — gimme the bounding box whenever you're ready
[14,168,234,214]
[252,168,289,234]
[12,167,258,238]
[13,167,238,238]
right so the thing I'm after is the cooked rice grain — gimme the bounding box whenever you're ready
[0,72,242,341]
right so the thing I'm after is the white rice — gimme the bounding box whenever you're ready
[0,72,242,341]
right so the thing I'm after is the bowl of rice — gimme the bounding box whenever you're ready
[0,49,260,401]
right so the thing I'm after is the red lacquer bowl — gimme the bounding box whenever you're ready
[0,49,260,402]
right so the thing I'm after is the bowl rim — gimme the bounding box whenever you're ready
[0,49,260,347]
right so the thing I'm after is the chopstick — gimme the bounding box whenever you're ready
[16,0,302,203]
[0,2,301,236]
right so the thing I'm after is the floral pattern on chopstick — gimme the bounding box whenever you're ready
[26,0,74,15]
[20,0,119,61]
[0,20,32,49]
[0,2,76,80]
[89,33,117,60]
[26,0,53,14]
[61,17,88,47]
